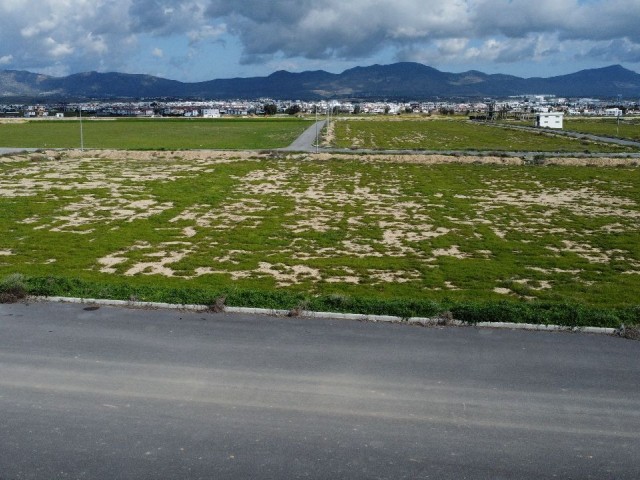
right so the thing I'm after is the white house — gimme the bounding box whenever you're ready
[604,108,623,117]
[535,112,564,129]
[202,108,221,118]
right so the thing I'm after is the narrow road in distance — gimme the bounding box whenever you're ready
[282,120,326,151]
[1,301,639,479]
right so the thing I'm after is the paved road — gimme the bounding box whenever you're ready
[0,147,39,155]
[1,301,639,479]
[281,120,326,151]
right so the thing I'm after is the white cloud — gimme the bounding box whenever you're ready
[0,0,638,79]
[0,54,13,65]
[152,47,164,58]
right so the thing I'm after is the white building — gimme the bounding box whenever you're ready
[604,108,623,117]
[202,108,221,118]
[535,112,564,129]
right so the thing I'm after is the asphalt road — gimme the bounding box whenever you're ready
[0,148,38,155]
[282,120,326,151]
[1,301,639,479]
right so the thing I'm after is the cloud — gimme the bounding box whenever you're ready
[0,54,13,65]
[152,47,164,58]
[581,38,640,63]
[205,0,470,62]
[0,0,638,79]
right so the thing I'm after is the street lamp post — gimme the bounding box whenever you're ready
[79,105,84,151]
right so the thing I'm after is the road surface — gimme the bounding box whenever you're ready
[0,148,39,155]
[281,120,326,151]
[1,301,639,479]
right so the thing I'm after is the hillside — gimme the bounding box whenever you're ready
[1,63,639,100]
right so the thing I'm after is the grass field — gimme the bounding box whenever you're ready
[564,118,640,142]
[1,150,639,325]
[330,118,635,152]
[0,118,311,150]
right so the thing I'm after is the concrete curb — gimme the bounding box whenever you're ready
[33,296,618,335]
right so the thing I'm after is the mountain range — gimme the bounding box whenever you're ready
[1,63,639,101]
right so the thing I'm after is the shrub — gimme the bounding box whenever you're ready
[0,273,28,303]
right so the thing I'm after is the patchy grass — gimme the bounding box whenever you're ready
[0,118,311,150]
[1,150,639,326]
[330,118,634,152]
[564,118,640,142]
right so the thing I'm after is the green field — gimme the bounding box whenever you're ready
[331,118,634,152]
[1,151,639,325]
[564,118,640,142]
[0,118,311,150]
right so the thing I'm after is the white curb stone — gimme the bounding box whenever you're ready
[32,296,617,335]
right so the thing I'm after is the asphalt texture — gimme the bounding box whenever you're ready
[0,148,38,155]
[282,120,326,151]
[1,301,639,480]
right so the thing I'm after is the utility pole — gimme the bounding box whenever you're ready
[79,104,84,151]
[315,105,319,153]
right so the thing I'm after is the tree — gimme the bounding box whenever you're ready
[263,104,277,116]
[285,104,301,115]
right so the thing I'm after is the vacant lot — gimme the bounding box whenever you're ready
[330,118,634,152]
[564,118,640,142]
[1,150,638,317]
[0,118,311,150]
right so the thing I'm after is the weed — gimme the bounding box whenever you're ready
[618,325,640,341]
[0,273,28,303]
[208,295,227,313]
[288,299,310,317]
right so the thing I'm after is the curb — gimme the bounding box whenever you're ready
[33,296,618,335]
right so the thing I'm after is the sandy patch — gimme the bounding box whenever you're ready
[527,267,582,275]
[183,227,197,238]
[545,240,628,264]
[368,270,421,284]
[255,262,322,286]
[97,241,192,277]
[513,279,552,290]
[124,249,192,277]
[41,195,174,233]
[0,250,13,256]
[325,276,360,284]
[494,287,512,295]
[432,245,469,259]
[192,267,252,280]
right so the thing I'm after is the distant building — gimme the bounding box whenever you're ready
[535,112,563,129]
[203,108,221,118]
[604,108,623,117]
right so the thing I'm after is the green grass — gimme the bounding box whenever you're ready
[1,152,639,327]
[331,118,634,152]
[0,118,311,150]
[564,118,640,142]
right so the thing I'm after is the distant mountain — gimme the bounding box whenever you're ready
[2,63,640,101]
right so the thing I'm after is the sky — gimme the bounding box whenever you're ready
[1,0,639,82]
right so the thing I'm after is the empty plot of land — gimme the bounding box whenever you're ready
[0,118,311,150]
[564,118,640,142]
[330,118,635,152]
[1,150,639,307]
